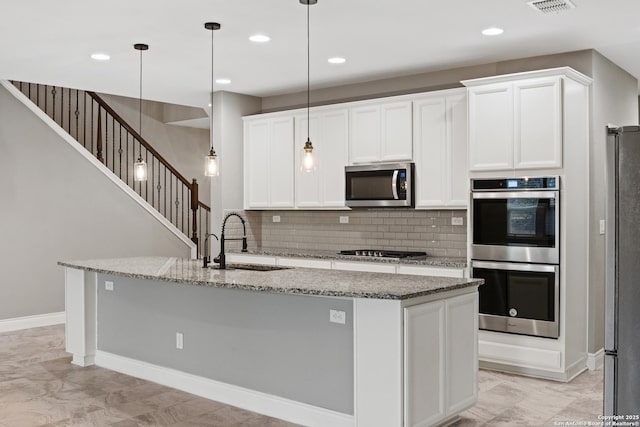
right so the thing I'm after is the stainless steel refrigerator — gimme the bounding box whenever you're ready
[605,125,640,415]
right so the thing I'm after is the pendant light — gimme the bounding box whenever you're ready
[133,43,149,182]
[204,22,220,177]
[300,0,317,173]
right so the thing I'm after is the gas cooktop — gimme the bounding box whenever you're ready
[338,249,427,259]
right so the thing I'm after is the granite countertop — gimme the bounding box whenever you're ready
[231,248,468,268]
[59,257,481,300]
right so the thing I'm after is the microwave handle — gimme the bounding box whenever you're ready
[391,170,399,200]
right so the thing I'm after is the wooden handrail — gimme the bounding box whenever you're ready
[12,80,211,254]
[86,91,194,189]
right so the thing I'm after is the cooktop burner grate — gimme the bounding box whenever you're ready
[339,249,427,259]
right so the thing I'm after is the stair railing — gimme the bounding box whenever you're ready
[12,81,210,257]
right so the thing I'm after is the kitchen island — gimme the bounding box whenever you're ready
[60,257,482,427]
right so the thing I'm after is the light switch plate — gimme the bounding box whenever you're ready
[105,281,114,291]
[176,332,184,350]
[599,219,605,235]
[272,215,281,223]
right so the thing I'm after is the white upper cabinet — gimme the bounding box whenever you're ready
[295,109,348,208]
[349,101,412,164]
[513,77,563,169]
[243,116,294,209]
[467,83,514,171]
[465,73,564,172]
[414,89,468,209]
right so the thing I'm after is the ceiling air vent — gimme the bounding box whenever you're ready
[527,0,576,14]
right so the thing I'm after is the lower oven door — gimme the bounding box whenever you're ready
[472,260,559,338]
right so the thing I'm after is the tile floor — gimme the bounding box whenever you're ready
[0,325,603,426]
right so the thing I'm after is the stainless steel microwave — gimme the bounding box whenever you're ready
[345,162,414,208]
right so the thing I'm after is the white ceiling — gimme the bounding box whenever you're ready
[2,0,640,108]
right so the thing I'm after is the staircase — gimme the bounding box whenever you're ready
[11,81,210,257]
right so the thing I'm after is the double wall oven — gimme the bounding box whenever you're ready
[471,177,560,339]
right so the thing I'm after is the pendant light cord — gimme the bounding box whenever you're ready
[306,2,310,141]
[138,48,143,160]
[210,27,214,151]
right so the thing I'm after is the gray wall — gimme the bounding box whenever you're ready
[0,84,192,320]
[97,274,354,414]
[262,50,593,112]
[209,91,261,256]
[588,52,638,352]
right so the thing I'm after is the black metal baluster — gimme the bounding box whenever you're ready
[90,99,94,155]
[75,90,79,141]
[118,124,123,178]
[151,157,155,208]
[52,87,56,120]
[145,148,149,201]
[182,186,186,234]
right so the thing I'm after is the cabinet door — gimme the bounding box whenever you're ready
[268,117,295,208]
[381,101,413,162]
[244,120,270,208]
[468,83,513,171]
[349,105,381,164]
[404,301,446,427]
[447,93,469,207]
[514,77,563,169]
[414,91,468,209]
[320,110,348,207]
[414,97,447,207]
[295,114,322,208]
[445,292,478,415]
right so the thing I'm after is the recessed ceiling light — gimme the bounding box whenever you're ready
[91,52,110,61]
[249,34,271,43]
[482,27,504,36]
[215,78,231,84]
[328,57,346,64]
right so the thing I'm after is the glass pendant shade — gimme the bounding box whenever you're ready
[204,149,219,177]
[134,157,148,181]
[300,138,317,172]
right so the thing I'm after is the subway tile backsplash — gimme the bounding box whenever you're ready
[224,209,468,258]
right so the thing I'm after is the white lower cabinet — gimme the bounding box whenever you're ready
[404,293,478,427]
[404,300,446,426]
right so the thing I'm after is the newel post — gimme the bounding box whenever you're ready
[191,178,199,252]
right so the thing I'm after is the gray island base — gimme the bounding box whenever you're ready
[60,257,482,427]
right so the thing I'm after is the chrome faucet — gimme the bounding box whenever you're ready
[202,233,219,268]
[213,212,248,269]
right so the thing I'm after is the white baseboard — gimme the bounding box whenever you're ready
[587,348,604,371]
[479,339,562,370]
[95,351,354,427]
[0,311,65,333]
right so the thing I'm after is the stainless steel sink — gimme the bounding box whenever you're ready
[210,263,290,271]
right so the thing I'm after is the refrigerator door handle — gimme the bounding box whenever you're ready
[605,131,618,352]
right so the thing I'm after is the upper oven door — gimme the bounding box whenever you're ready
[345,163,413,207]
[471,190,559,263]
